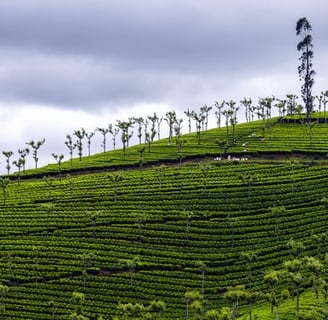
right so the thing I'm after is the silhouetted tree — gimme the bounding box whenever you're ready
[12,157,24,185]
[65,134,77,167]
[132,117,144,145]
[225,100,239,144]
[96,127,109,153]
[174,118,184,164]
[52,153,64,181]
[85,131,95,156]
[296,17,315,119]
[191,109,206,145]
[214,101,225,128]
[322,90,328,122]
[109,123,120,150]
[2,151,13,175]
[156,115,163,140]
[240,98,252,123]
[164,111,177,145]
[184,108,193,133]
[201,104,212,130]
[73,128,85,161]
[18,147,29,173]
[26,138,45,169]
[116,120,134,160]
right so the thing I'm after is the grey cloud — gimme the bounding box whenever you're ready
[0,0,327,111]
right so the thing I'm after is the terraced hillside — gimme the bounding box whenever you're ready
[1,118,328,319]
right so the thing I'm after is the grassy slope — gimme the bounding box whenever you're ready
[22,117,328,177]
[2,117,328,319]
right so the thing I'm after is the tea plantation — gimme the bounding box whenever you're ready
[2,117,328,319]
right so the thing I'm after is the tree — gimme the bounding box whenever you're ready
[41,203,55,238]
[185,108,193,133]
[2,151,13,175]
[18,147,29,173]
[12,157,24,185]
[26,138,45,169]
[44,175,55,200]
[164,111,177,145]
[108,173,123,202]
[85,131,95,156]
[296,17,315,119]
[137,146,145,169]
[287,239,304,259]
[0,177,10,206]
[224,285,245,320]
[321,90,328,122]
[109,123,120,150]
[264,268,290,320]
[270,205,286,241]
[284,258,303,314]
[199,162,212,196]
[305,256,322,299]
[70,291,86,318]
[225,100,239,144]
[146,113,158,153]
[116,120,134,160]
[205,308,232,320]
[241,252,258,290]
[32,245,40,283]
[214,101,225,128]
[132,117,144,145]
[65,134,77,167]
[184,290,203,320]
[2,151,14,176]
[156,164,166,193]
[147,300,166,320]
[243,289,258,320]
[311,232,327,259]
[155,115,163,140]
[52,153,64,181]
[191,109,206,145]
[275,98,287,117]
[287,160,298,193]
[240,98,252,123]
[96,127,109,153]
[73,128,86,161]
[120,256,140,290]
[215,139,228,158]
[321,280,328,318]
[78,253,93,289]
[174,118,184,164]
[196,260,207,297]
[183,210,194,249]
[240,173,257,198]
[201,104,212,130]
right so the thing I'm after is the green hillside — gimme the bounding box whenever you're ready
[1,117,328,319]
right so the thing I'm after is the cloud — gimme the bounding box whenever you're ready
[0,0,327,173]
[0,0,326,113]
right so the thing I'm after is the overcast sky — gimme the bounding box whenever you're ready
[0,0,327,173]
